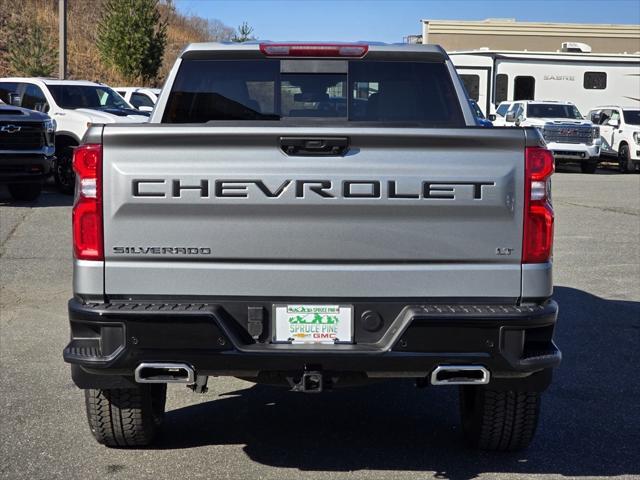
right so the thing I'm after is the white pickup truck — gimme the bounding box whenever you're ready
[504,100,601,173]
[588,106,640,173]
[0,78,149,193]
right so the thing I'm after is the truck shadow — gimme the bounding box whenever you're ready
[555,161,625,175]
[0,184,73,207]
[156,286,640,479]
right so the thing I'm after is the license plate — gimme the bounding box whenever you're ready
[273,304,353,344]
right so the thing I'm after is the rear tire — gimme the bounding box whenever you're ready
[459,386,541,451]
[54,144,75,194]
[7,182,42,201]
[84,385,166,447]
[580,161,598,174]
[618,144,634,173]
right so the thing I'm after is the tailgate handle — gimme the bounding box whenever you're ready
[280,137,349,156]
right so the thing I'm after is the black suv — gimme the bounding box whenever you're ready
[0,100,55,200]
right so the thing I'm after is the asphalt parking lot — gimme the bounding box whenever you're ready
[1,165,639,480]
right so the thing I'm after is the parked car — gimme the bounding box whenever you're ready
[0,78,149,193]
[115,87,161,112]
[64,42,560,451]
[490,101,512,126]
[504,100,601,173]
[588,106,640,173]
[0,99,55,201]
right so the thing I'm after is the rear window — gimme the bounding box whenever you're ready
[131,92,155,108]
[623,110,640,126]
[459,74,480,101]
[163,59,464,126]
[0,82,19,103]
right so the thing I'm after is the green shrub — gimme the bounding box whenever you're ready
[97,0,167,83]
[7,23,57,77]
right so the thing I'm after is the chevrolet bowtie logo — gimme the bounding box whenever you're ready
[0,124,21,134]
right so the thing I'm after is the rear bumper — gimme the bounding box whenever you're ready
[64,298,561,388]
[0,153,53,183]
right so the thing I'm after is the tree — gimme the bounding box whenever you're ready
[232,21,255,42]
[97,0,167,84]
[6,22,57,77]
[208,19,235,41]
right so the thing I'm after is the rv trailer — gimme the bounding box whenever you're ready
[449,49,640,117]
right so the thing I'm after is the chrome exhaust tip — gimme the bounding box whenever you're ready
[134,363,195,384]
[430,365,490,385]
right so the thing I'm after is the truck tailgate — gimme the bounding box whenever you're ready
[102,126,525,298]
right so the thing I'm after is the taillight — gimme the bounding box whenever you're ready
[523,146,554,263]
[72,144,103,260]
[259,43,368,57]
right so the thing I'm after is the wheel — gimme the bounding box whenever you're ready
[54,145,75,194]
[7,183,42,201]
[84,385,167,447]
[580,161,598,174]
[618,144,634,173]
[459,386,541,451]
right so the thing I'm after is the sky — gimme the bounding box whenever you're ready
[174,0,640,43]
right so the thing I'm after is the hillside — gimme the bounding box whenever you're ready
[0,0,234,86]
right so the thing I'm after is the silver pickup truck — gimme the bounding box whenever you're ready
[64,42,560,451]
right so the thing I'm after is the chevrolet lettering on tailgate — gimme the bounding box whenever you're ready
[132,179,495,200]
